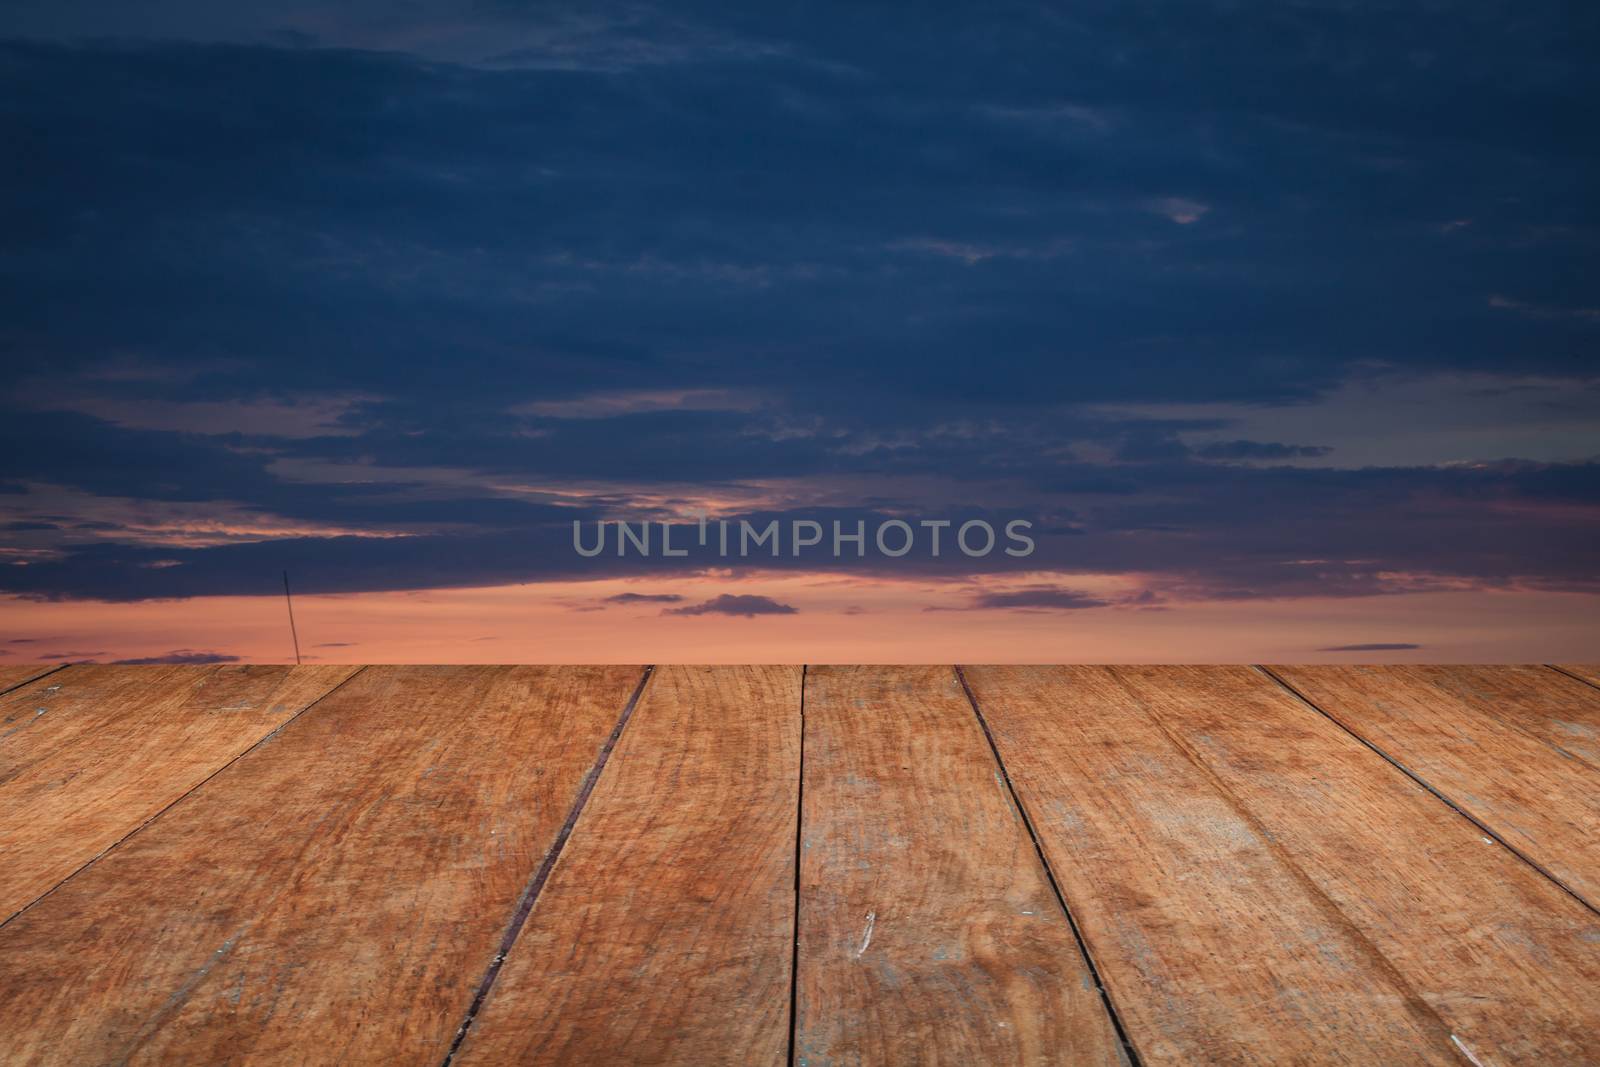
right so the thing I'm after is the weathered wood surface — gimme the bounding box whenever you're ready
[0,663,357,923]
[963,664,1463,1065]
[1557,663,1600,689]
[2,663,1598,1066]
[795,666,1123,1066]
[1140,665,1600,1065]
[454,665,800,1066]
[0,664,61,694]
[0,665,643,1066]
[1288,664,1600,771]
[1271,664,1600,908]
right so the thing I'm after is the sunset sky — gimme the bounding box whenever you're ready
[1,1,1597,662]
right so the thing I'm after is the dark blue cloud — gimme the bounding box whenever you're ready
[0,2,1595,606]
[665,594,797,617]
[1318,643,1422,652]
[110,650,241,664]
[4,9,1596,407]
[1196,441,1332,461]
[969,587,1112,611]
[1,456,1595,601]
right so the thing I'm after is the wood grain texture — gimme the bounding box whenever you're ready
[796,666,1123,1067]
[1110,665,1599,1064]
[0,664,61,694]
[0,665,643,1066]
[1292,664,1600,770]
[454,665,800,1066]
[0,663,357,923]
[1271,664,1600,908]
[1557,664,1600,688]
[963,664,1461,1066]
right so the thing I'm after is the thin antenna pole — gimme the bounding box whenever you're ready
[282,570,302,665]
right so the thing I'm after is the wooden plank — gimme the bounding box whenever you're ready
[963,664,1462,1065]
[0,663,357,923]
[1131,665,1600,1064]
[1387,666,1600,743]
[1557,664,1600,688]
[0,665,644,1065]
[1270,664,1600,908]
[795,665,1123,1066]
[454,665,800,1066]
[0,664,61,694]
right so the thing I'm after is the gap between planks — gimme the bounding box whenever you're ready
[786,664,806,1067]
[1256,665,1600,920]
[954,666,1143,1067]
[438,664,656,1067]
[0,662,71,698]
[1548,664,1600,692]
[0,665,370,933]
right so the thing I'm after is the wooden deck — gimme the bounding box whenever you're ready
[1,664,1598,1065]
